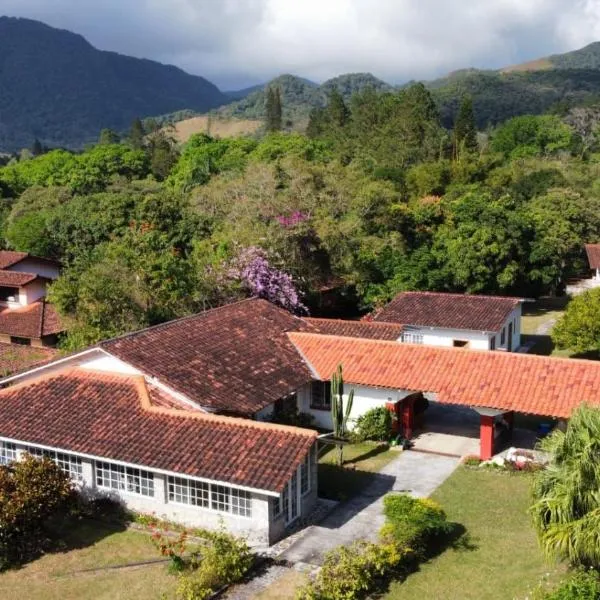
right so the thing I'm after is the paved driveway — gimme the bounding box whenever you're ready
[279,451,459,565]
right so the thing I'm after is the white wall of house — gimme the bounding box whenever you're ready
[19,279,47,305]
[9,259,60,280]
[3,438,317,546]
[79,353,143,376]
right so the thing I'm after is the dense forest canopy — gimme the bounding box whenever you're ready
[2,83,600,350]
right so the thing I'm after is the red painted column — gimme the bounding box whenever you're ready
[480,415,495,460]
[402,396,415,439]
[385,402,400,434]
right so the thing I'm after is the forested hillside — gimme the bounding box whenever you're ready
[1,83,599,351]
[0,17,226,151]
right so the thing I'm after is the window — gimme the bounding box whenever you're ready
[10,336,31,346]
[490,336,496,351]
[310,381,331,410]
[167,476,252,517]
[300,451,310,495]
[0,287,19,302]
[0,441,16,465]
[272,496,283,518]
[501,327,506,345]
[401,331,424,344]
[25,446,83,481]
[96,462,154,497]
[452,340,468,348]
[168,476,209,507]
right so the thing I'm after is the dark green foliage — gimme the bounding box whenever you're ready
[453,95,478,155]
[128,119,146,150]
[0,454,74,569]
[265,86,283,132]
[553,289,600,354]
[352,407,393,442]
[98,129,120,145]
[0,17,226,151]
[542,569,600,600]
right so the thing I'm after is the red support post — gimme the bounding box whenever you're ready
[480,415,495,460]
[402,396,415,439]
[385,402,400,434]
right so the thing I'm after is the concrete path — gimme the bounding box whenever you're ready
[279,451,459,565]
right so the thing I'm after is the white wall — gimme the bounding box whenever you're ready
[80,353,143,376]
[489,305,522,352]
[19,279,48,305]
[10,259,60,280]
[297,382,412,430]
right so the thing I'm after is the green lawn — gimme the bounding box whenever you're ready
[318,442,398,501]
[386,467,565,600]
[0,518,175,600]
[521,297,574,358]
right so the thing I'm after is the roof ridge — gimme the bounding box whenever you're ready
[397,291,523,302]
[303,317,402,328]
[99,297,281,348]
[1,366,318,439]
[287,331,600,368]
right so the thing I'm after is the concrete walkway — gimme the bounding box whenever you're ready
[279,451,459,565]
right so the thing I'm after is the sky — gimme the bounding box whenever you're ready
[3,0,600,90]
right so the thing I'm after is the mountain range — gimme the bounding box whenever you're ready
[3,16,600,151]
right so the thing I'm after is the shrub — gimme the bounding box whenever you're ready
[0,454,74,569]
[542,568,600,599]
[462,455,482,467]
[296,540,406,600]
[352,407,393,442]
[381,494,451,557]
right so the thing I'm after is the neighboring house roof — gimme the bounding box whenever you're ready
[0,301,63,339]
[0,344,57,378]
[373,291,521,332]
[101,298,314,416]
[585,244,600,269]
[303,317,403,340]
[0,251,60,270]
[0,368,316,494]
[288,332,600,419]
[0,270,44,287]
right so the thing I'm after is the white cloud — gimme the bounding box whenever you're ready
[2,0,600,88]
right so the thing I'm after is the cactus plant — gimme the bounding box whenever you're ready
[330,364,354,465]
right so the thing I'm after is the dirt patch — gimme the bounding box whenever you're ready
[168,116,262,143]
[500,58,554,73]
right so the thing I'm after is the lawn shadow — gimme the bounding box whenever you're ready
[521,334,554,356]
[49,516,129,555]
[345,444,390,465]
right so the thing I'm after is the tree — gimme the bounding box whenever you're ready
[553,289,600,354]
[265,86,282,133]
[453,95,478,158]
[531,404,600,568]
[330,364,354,465]
[327,89,349,128]
[30,138,43,157]
[0,454,73,569]
[129,118,145,149]
[98,128,121,145]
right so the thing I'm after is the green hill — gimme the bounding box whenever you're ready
[0,17,226,151]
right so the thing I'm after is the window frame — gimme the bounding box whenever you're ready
[310,381,331,411]
[25,446,83,482]
[95,461,154,497]
[0,441,17,466]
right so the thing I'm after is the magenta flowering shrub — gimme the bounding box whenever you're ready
[230,247,307,314]
[275,211,310,228]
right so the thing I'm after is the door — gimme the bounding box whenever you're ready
[507,322,513,352]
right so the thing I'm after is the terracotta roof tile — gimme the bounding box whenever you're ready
[585,244,600,269]
[0,368,316,493]
[303,318,403,340]
[373,291,521,332]
[0,301,63,339]
[288,332,600,419]
[101,298,313,416]
[0,344,57,377]
[0,270,42,287]
[0,251,29,269]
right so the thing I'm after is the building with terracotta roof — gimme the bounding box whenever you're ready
[4,297,600,541]
[372,291,523,352]
[0,251,63,348]
[585,244,600,281]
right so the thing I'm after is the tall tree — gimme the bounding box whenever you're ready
[327,89,349,128]
[128,118,145,149]
[265,86,282,132]
[531,405,600,568]
[274,87,283,131]
[98,128,120,145]
[453,95,478,157]
[30,138,43,157]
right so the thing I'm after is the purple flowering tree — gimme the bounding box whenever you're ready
[229,247,307,314]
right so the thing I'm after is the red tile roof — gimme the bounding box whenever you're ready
[0,368,316,493]
[585,244,600,269]
[0,270,42,287]
[373,291,521,332]
[288,332,600,419]
[0,344,57,378]
[102,298,313,416]
[0,251,60,270]
[303,318,403,340]
[0,301,63,339]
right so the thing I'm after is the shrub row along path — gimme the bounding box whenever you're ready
[280,451,459,565]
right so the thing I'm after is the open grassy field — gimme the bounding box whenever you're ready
[0,519,174,600]
[169,115,262,143]
[385,468,564,600]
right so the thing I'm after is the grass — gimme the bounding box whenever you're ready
[521,297,575,358]
[385,467,565,600]
[0,518,175,600]
[254,569,308,600]
[317,441,398,501]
